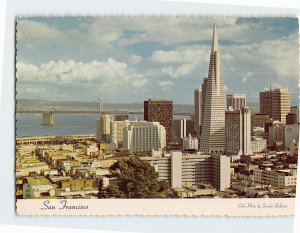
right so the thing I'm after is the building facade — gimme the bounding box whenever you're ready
[253,169,297,188]
[141,151,231,191]
[225,107,252,156]
[182,134,199,151]
[250,137,267,153]
[200,24,226,154]
[123,121,166,153]
[284,124,300,150]
[110,120,135,148]
[96,114,113,143]
[260,88,291,123]
[290,106,300,124]
[172,118,194,142]
[96,97,112,142]
[286,113,297,125]
[226,94,246,111]
[268,122,285,149]
[144,99,173,144]
[251,114,272,129]
[194,88,202,138]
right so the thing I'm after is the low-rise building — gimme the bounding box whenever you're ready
[251,137,267,153]
[23,176,56,199]
[253,169,297,188]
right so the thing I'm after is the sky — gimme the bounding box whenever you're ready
[16,17,299,105]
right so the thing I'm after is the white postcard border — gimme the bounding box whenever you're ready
[17,198,295,216]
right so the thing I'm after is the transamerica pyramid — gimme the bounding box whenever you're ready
[200,24,226,154]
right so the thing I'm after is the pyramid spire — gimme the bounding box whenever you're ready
[211,24,219,52]
[200,24,226,154]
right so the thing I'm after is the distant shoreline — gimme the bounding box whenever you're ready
[16,111,194,116]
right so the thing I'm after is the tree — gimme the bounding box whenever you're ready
[99,157,176,198]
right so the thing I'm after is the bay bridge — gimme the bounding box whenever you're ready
[17,110,194,117]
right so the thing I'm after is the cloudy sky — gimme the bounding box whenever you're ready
[16,17,299,105]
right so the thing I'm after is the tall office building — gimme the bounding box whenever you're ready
[194,88,202,138]
[286,113,297,125]
[226,94,246,111]
[144,99,173,144]
[201,77,208,124]
[251,113,272,129]
[290,106,300,124]
[225,107,252,156]
[260,88,291,123]
[173,118,194,141]
[200,24,226,154]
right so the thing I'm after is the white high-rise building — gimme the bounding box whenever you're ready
[110,120,136,148]
[194,88,202,138]
[200,24,226,154]
[225,107,252,156]
[123,121,166,153]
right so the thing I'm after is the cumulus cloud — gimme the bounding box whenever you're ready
[151,48,209,65]
[162,64,195,78]
[158,81,174,91]
[17,58,128,87]
[241,72,254,83]
[16,17,299,103]
[151,50,182,64]
[132,78,148,88]
[158,81,174,87]
[130,54,142,64]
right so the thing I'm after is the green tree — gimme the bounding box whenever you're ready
[99,157,177,198]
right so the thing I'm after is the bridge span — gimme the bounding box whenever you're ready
[17,110,193,116]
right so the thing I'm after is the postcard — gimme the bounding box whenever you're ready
[15,16,299,215]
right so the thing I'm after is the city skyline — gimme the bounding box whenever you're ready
[16,17,299,105]
[16,19,298,201]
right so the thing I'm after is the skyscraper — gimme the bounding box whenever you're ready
[96,96,103,141]
[200,24,226,154]
[194,88,202,138]
[201,77,208,124]
[144,99,173,144]
[226,94,246,111]
[225,107,252,156]
[96,97,112,142]
[260,88,291,124]
[290,106,300,124]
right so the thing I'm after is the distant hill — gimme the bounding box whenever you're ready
[16,99,259,115]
